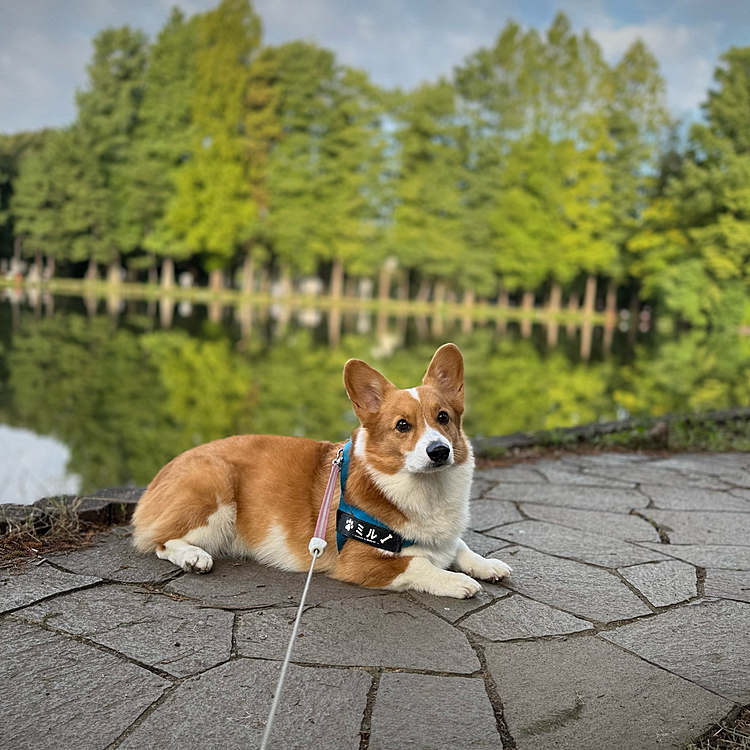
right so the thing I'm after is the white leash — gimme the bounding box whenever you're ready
[259,449,344,750]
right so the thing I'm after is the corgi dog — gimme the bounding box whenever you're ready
[132,343,512,598]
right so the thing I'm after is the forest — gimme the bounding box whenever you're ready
[1,0,750,327]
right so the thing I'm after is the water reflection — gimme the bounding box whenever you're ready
[2,290,750,502]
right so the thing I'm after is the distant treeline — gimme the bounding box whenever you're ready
[1,1,749,326]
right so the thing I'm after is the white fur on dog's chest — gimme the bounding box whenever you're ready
[365,448,474,569]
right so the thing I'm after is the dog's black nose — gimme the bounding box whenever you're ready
[427,442,450,464]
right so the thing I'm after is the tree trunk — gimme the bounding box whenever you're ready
[379,263,392,302]
[85,259,99,282]
[605,279,617,315]
[434,280,446,306]
[242,252,255,295]
[161,257,175,290]
[583,275,597,316]
[35,250,43,275]
[462,288,475,335]
[107,254,121,285]
[209,268,224,292]
[398,270,410,301]
[521,290,535,312]
[45,255,55,280]
[497,286,508,309]
[567,291,580,312]
[148,265,158,286]
[330,257,344,300]
[416,278,431,302]
[547,282,562,314]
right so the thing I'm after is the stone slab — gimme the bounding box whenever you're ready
[50,529,181,583]
[560,453,653,468]
[236,594,480,673]
[469,500,523,531]
[0,562,100,614]
[487,520,666,568]
[22,584,233,677]
[471,475,499,500]
[639,543,750,570]
[477,465,548,484]
[119,658,370,750]
[582,465,730,490]
[618,560,697,607]
[166,558,383,608]
[602,599,750,702]
[461,530,511,557]
[0,619,168,750]
[369,673,502,749]
[649,455,750,478]
[462,595,593,640]
[533,462,637,488]
[520,503,660,542]
[639,485,750,512]
[704,569,750,602]
[485,637,732,750]
[409,582,511,623]
[499,547,652,623]
[484,483,649,512]
[645,510,750,545]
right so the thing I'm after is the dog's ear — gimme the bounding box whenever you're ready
[423,343,464,412]
[344,359,397,423]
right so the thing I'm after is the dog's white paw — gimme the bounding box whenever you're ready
[464,556,513,582]
[424,571,483,599]
[179,547,214,573]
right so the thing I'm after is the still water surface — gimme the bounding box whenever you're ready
[2,292,749,504]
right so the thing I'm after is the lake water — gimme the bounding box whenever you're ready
[2,289,750,505]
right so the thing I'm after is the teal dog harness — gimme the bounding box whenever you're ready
[335,439,416,554]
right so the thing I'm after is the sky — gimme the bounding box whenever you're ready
[1,0,749,135]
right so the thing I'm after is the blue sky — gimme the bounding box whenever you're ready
[1,0,749,134]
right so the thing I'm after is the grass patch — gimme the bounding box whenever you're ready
[0,496,105,569]
[685,708,750,750]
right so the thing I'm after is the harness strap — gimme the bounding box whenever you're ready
[336,438,415,553]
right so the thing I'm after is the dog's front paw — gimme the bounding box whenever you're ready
[424,571,482,599]
[464,556,513,582]
[180,547,214,573]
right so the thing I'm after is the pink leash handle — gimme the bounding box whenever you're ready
[308,448,344,557]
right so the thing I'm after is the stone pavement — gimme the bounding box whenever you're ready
[2,452,750,750]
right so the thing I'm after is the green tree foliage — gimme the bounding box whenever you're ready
[265,41,386,280]
[0,132,47,259]
[630,47,750,325]
[454,13,624,294]
[120,8,198,263]
[75,26,150,267]
[389,82,495,295]
[160,0,269,273]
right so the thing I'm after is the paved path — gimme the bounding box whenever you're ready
[3,452,750,749]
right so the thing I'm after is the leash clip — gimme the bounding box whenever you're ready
[332,447,344,467]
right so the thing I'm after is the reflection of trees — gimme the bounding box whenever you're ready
[4,311,750,496]
[7,316,174,491]
[612,331,750,418]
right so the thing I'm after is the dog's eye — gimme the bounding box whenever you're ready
[395,419,411,433]
[437,411,450,425]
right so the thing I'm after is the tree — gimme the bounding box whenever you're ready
[74,26,150,274]
[159,0,273,287]
[265,41,387,293]
[120,8,198,274]
[630,46,750,325]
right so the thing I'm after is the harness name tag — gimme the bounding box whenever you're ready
[336,510,403,553]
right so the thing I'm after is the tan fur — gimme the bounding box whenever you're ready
[132,343,513,595]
